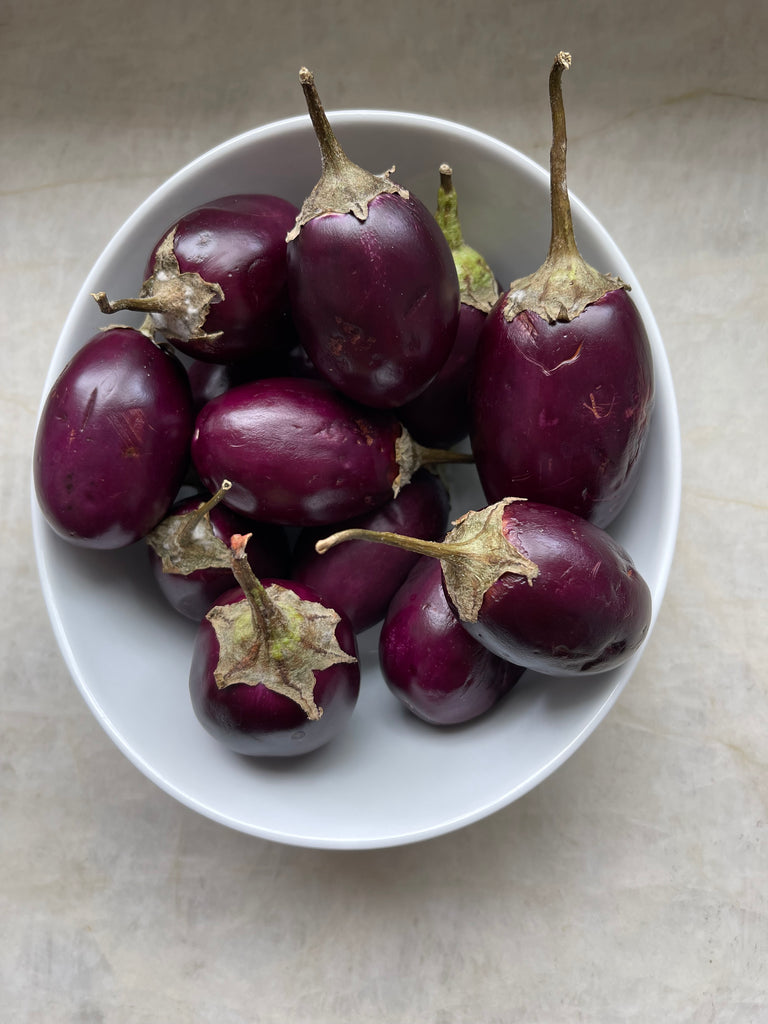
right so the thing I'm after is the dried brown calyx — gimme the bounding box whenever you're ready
[206,534,357,719]
[435,164,499,313]
[503,51,628,325]
[392,426,474,496]
[145,481,233,575]
[92,228,224,343]
[315,498,539,622]
[286,67,409,242]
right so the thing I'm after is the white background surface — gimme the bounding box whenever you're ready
[3,0,766,1020]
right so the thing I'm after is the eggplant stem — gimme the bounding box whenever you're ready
[547,51,579,264]
[314,527,482,561]
[92,291,168,315]
[299,67,348,176]
[435,163,464,251]
[415,443,474,467]
[230,533,274,638]
[177,480,232,546]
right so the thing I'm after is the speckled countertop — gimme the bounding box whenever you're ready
[2,1,766,1020]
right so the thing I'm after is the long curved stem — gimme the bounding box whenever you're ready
[299,67,348,177]
[314,527,481,561]
[546,51,579,263]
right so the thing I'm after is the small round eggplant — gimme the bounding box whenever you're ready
[146,483,292,620]
[316,498,652,677]
[34,327,194,548]
[286,69,460,408]
[396,165,500,448]
[93,194,299,363]
[191,376,472,527]
[380,556,525,725]
[189,535,359,757]
[470,54,654,528]
[292,468,450,633]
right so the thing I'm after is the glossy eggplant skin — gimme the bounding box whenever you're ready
[287,193,460,409]
[396,302,486,449]
[380,557,525,725]
[148,194,299,363]
[471,288,654,528]
[189,581,360,757]
[34,328,194,548]
[191,377,404,526]
[148,494,292,621]
[293,469,450,633]
[452,501,652,676]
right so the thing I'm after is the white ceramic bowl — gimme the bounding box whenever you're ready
[32,111,681,849]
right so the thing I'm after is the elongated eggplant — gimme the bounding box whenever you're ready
[286,69,460,408]
[34,327,193,548]
[317,498,652,676]
[470,53,654,528]
[396,164,499,448]
[380,556,525,725]
[191,376,471,527]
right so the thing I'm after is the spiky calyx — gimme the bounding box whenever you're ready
[207,534,357,719]
[503,52,628,324]
[286,68,409,242]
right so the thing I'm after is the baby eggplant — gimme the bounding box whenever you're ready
[146,481,291,620]
[191,376,472,527]
[379,556,525,725]
[470,53,654,528]
[189,534,359,757]
[94,193,299,364]
[286,69,460,408]
[34,326,194,548]
[396,165,500,448]
[316,498,652,677]
[291,468,451,633]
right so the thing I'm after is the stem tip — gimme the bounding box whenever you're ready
[230,533,252,559]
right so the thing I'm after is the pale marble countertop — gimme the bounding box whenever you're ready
[3,1,766,1021]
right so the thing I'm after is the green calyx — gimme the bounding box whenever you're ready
[435,164,499,313]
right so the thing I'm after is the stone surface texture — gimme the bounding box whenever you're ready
[2,0,766,1021]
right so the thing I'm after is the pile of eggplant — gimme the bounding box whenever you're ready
[33,55,655,758]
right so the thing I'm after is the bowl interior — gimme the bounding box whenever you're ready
[32,112,681,849]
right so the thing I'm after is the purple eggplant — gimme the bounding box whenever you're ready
[380,556,525,725]
[470,53,654,528]
[316,497,652,676]
[34,326,194,548]
[396,165,500,448]
[191,376,472,527]
[189,534,359,757]
[292,468,451,633]
[285,69,460,408]
[93,194,299,364]
[146,482,292,620]
[185,336,298,415]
